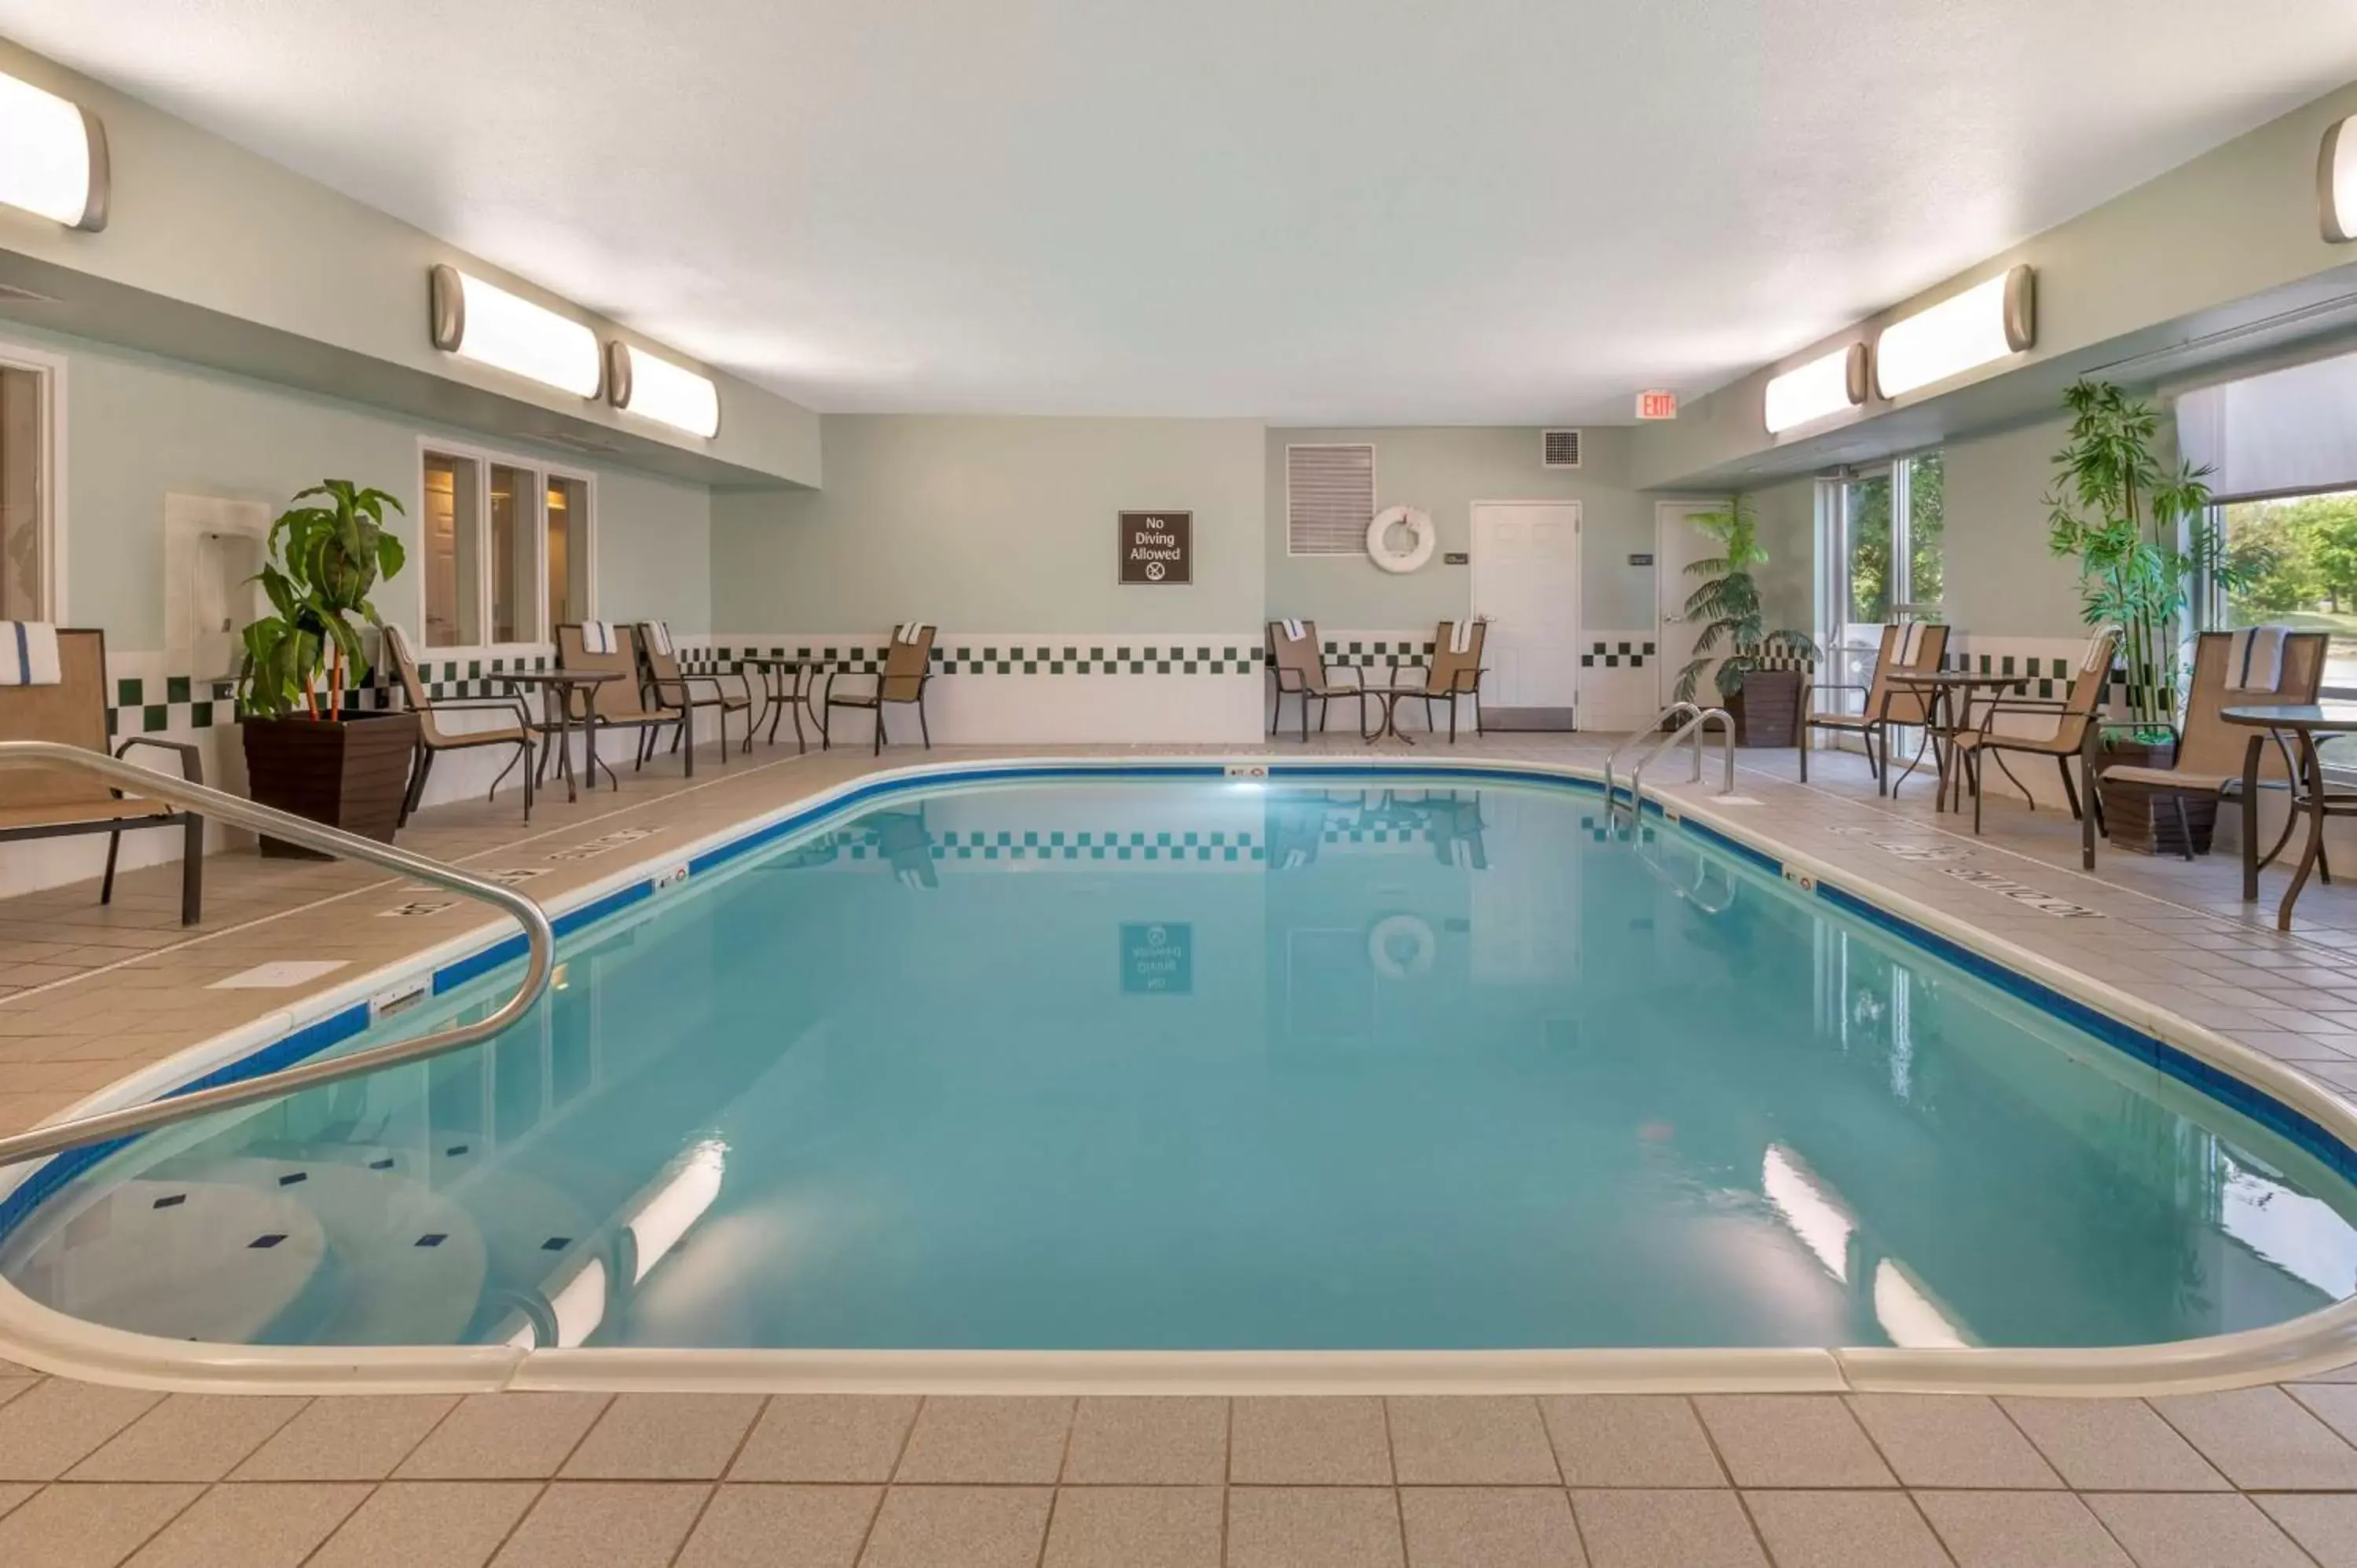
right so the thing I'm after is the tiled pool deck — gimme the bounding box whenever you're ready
[7,731,2357,1563]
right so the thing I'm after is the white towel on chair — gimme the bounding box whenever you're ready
[0,621,60,686]
[646,621,673,656]
[578,621,614,655]
[2227,626,2286,692]
[894,621,930,645]
[1895,621,1927,667]
[1447,619,1475,654]
[1281,618,1305,642]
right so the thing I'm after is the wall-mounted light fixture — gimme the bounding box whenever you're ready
[1873,265,2036,400]
[427,265,603,397]
[606,341,721,438]
[1763,343,1869,434]
[0,69,107,231]
[2322,115,2357,243]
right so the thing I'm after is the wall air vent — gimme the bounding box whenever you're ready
[1286,443,1376,555]
[1542,429,1582,469]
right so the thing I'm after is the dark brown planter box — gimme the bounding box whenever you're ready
[242,712,420,857]
[2095,734,2206,855]
[1727,669,1802,748]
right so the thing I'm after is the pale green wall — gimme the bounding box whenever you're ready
[18,321,711,647]
[1264,426,1657,628]
[709,415,1264,633]
[1938,416,2086,638]
[1745,476,1818,636]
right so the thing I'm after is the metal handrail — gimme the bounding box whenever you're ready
[1604,702,1699,819]
[1624,705,1737,818]
[0,741,555,1168]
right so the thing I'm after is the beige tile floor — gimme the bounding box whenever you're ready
[9,724,2357,1563]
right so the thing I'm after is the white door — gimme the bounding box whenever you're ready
[1655,500,1725,708]
[1471,501,1581,721]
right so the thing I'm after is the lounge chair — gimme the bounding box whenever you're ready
[383,625,534,822]
[0,626,204,923]
[2084,628,2326,866]
[1266,619,1365,741]
[636,621,752,767]
[1800,621,1950,791]
[823,624,935,755]
[1395,619,1487,742]
[1953,628,2118,835]
[551,622,680,786]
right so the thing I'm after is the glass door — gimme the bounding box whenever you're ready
[1820,455,1945,716]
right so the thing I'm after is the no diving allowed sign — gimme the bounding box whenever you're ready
[1119,511,1192,585]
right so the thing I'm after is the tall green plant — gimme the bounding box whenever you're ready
[2044,380,2240,738]
[1672,494,1816,704]
[236,481,406,720]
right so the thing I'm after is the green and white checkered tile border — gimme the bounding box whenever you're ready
[1318,639,1434,669]
[828,826,1266,863]
[1582,639,1656,669]
[692,643,1263,676]
[104,655,554,736]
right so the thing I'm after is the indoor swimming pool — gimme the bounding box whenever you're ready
[3,771,2354,1357]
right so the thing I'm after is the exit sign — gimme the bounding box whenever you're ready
[1636,390,1679,420]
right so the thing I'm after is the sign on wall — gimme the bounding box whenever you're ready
[1118,511,1193,585]
[1120,921,1193,994]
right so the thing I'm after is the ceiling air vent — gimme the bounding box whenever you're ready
[1541,429,1582,469]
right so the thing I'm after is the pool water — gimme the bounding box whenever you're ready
[6,774,2355,1354]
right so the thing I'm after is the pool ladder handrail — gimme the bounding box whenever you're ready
[0,741,555,1170]
[1602,702,1697,818]
[1606,704,1736,828]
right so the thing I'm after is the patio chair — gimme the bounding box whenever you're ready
[1799,621,1950,792]
[823,624,935,755]
[636,621,752,768]
[551,622,680,786]
[0,626,204,923]
[382,625,534,823]
[2084,628,2326,866]
[1953,628,2117,835]
[1266,619,1365,741]
[1396,619,1487,742]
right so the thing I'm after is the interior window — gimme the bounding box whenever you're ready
[488,463,537,644]
[423,452,482,647]
[0,361,48,621]
[546,475,590,628]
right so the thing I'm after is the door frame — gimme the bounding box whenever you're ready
[1470,499,1582,727]
[1654,498,1727,711]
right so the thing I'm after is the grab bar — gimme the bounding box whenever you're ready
[0,741,555,1169]
[1616,706,1736,826]
[1604,703,1699,819]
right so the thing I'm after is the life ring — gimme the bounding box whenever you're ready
[1367,505,1435,574]
[1368,914,1436,979]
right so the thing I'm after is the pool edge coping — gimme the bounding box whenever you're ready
[1,752,2354,1398]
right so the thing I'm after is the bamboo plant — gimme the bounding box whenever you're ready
[1673,493,1816,704]
[2044,379,2242,742]
[236,481,407,720]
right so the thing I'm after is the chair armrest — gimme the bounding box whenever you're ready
[433,695,535,731]
[1325,667,1364,689]
[114,735,203,787]
[823,669,874,703]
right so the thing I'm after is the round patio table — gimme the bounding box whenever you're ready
[2224,702,2357,930]
[739,655,826,752]
[1883,669,2034,812]
[497,669,620,804]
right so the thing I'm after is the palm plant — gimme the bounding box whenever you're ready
[2045,379,2243,740]
[1673,494,1816,703]
[236,481,406,720]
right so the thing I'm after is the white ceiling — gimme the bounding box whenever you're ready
[6,2,2355,424]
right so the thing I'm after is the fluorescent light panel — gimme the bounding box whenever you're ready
[2323,115,2357,243]
[0,69,106,230]
[428,265,603,397]
[1763,343,1867,434]
[1874,266,2035,399]
[608,342,722,438]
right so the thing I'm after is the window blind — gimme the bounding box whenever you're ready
[2176,346,2357,502]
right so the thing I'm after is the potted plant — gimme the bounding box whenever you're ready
[2047,379,2242,768]
[1672,495,1817,745]
[236,481,420,855]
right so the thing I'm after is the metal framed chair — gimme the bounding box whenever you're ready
[636,621,752,768]
[0,627,203,923]
[823,625,936,755]
[383,625,534,822]
[1800,622,1950,791]
[1401,619,1487,742]
[1952,628,2116,835]
[1266,620,1365,741]
[551,623,680,785]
